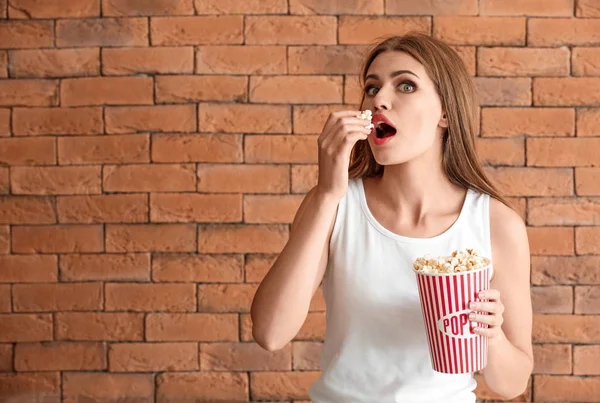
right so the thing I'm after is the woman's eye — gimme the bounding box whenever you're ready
[399,82,415,92]
[365,86,378,96]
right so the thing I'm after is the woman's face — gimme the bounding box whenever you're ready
[361,51,448,166]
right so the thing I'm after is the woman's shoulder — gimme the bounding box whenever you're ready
[489,196,528,249]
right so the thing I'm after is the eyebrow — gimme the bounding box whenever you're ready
[365,70,420,81]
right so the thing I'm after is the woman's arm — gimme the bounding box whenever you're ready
[478,198,534,398]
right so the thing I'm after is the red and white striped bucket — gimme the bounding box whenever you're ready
[414,263,492,374]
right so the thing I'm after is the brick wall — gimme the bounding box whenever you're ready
[0,0,599,402]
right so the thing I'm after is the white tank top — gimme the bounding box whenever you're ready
[309,177,493,403]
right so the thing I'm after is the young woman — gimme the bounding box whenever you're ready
[251,32,533,402]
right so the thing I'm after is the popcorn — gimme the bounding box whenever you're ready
[413,249,490,274]
[357,109,374,130]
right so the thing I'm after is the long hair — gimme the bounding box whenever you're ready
[349,32,508,206]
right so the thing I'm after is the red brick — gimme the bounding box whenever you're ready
[578,108,600,136]
[61,76,153,106]
[531,285,573,314]
[533,344,572,374]
[0,20,53,49]
[0,79,58,107]
[532,256,600,285]
[475,77,531,106]
[56,18,148,47]
[199,103,291,133]
[0,169,7,195]
[339,16,430,45]
[15,342,105,371]
[152,254,243,283]
[0,314,52,342]
[0,226,8,253]
[485,167,572,196]
[155,75,247,103]
[198,283,256,313]
[0,108,9,136]
[60,253,150,282]
[0,373,60,402]
[245,195,304,224]
[63,373,153,403]
[291,164,318,193]
[0,255,56,282]
[56,194,148,224]
[480,0,573,16]
[293,341,322,370]
[105,283,195,312]
[151,16,242,46]
[481,107,574,137]
[0,0,4,18]
[109,342,198,372]
[151,133,243,163]
[0,344,12,371]
[575,286,600,314]
[197,0,287,14]
[577,168,600,195]
[11,166,101,195]
[103,0,193,16]
[434,17,525,45]
[574,345,600,374]
[291,0,381,14]
[246,16,336,45]
[197,164,288,193]
[55,312,144,341]
[474,373,532,401]
[250,76,342,104]
[0,51,5,78]
[288,46,367,75]
[157,372,248,402]
[534,375,600,402]
[386,0,476,15]
[0,137,55,166]
[103,163,196,192]
[577,226,600,254]
[9,48,99,78]
[245,254,278,283]
[529,18,600,46]
[199,224,288,253]
[106,224,196,253]
[475,138,524,166]
[528,197,600,226]
[12,225,103,253]
[197,45,286,75]
[13,283,102,312]
[58,134,149,165]
[201,342,291,371]
[13,107,103,136]
[0,286,9,312]
[146,313,238,341]
[535,77,600,106]
[533,315,600,343]
[528,137,600,166]
[151,193,241,223]
[292,105,355,134]
[102,47,193,75]
[452,45,476,76]
[250,371,321,400]
[0,196,55,225]
[527,226,574,255]
[295,312,326,340]
[577,0,600,16]
[8,0,99,17]
[573,47,600,77]
[245,135,317,164]
[478,47,569,77]
[240,314,253,341]
[106,105,196,133]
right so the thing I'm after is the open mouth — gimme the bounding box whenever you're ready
[375,122,397,139]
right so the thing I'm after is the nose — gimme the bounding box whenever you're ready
[372,87,391,111]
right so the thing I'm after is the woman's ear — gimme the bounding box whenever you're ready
[439,112,449,128]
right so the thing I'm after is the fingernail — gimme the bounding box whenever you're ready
[469,302,477,310]
[469,313,475,321]
[479,291,485,298]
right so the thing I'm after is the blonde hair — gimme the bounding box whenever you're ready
[349,32,508,206]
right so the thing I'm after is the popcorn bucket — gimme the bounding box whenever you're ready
[414,263,492,374]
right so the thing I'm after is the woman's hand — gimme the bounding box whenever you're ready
[469,289,505,345]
